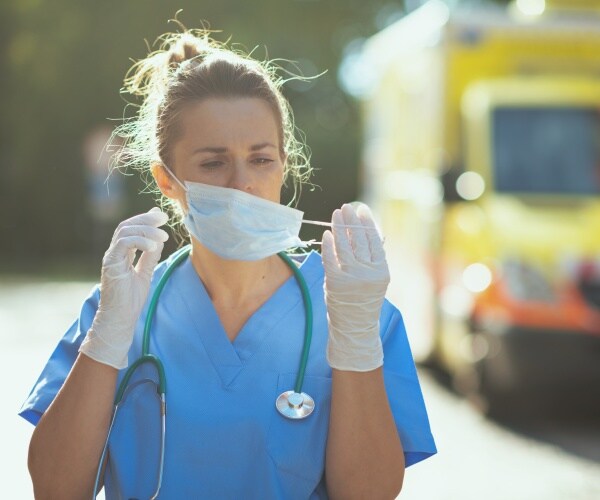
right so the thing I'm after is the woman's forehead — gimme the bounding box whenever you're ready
[176,97,280,150]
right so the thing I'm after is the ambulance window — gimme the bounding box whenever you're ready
[492,107,600,195]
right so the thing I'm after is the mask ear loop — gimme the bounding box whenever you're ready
[300,220,386,247]
[161,164,188,192]
[302,219,370,230]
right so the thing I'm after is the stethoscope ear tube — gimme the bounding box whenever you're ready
[94,355,168,500]
[114,355,167,404]
[92,404,119,499]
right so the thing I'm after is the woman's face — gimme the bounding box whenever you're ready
[169,97,285,204]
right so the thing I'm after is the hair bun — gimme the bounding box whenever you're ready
[167,33,210,67]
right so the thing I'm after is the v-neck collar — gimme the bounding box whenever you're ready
[174,251,322,387]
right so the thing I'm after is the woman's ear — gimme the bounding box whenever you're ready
[151,162,181,200]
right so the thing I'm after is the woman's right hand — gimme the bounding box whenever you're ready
[79,207,170,370]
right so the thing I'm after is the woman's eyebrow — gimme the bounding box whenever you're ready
[191,143,276,155]
[192,146,227,155]
[250,142,277,151]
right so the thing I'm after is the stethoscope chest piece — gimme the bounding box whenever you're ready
[276,390,315,419]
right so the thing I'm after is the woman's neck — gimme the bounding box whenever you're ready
[188,240,292,306]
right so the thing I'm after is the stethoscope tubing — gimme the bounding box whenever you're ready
[142,247,191,357]
[276,252,313,394]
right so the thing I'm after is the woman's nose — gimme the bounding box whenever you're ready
[228,162,253,193]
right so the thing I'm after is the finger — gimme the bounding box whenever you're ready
[111,209,169,242]
[341,204,371,264]
[356,204,386,263]
[108,236,159,262]
[331,209,354,267]
[121,209,169,227]
[321,230,340,273]
[114,225,169,244]
[136,240,165,278]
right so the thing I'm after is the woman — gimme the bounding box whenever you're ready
[20,29,436,499]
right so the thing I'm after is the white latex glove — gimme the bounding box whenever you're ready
[79,208,170,369]
[322,203,390,371]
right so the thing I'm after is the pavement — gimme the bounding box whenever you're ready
[1,280,599,500]
[1,281,99,500]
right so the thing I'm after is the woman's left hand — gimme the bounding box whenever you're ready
[321,203,390,371]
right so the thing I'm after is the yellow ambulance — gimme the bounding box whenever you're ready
[360,0,600,413]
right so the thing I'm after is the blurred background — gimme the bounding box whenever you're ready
[2,0,600,498]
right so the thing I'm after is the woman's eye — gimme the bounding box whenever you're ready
[201,161,224,169]
[253,158,274,165]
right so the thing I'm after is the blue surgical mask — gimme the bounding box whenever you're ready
[163,167,307,261]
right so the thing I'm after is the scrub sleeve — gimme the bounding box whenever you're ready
[379,300,438,467]
[19,285,100,426]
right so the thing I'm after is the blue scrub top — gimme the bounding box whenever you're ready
[19,250,437,499]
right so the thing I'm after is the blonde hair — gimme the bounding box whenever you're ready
[112,27,312,230]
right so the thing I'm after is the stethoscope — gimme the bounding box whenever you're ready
[92,245,315,499]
